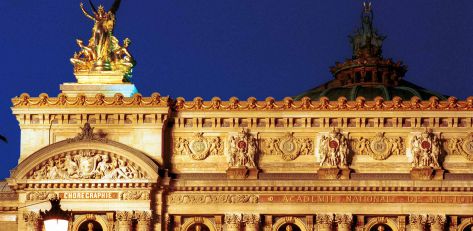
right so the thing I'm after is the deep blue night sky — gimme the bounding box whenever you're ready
[0,1,472,179]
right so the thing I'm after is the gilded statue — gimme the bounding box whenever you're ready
[72,0,135,81]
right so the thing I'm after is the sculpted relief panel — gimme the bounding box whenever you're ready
[261,133,313,161]
[27,150,148,180]
[446,133,473,161]
[352,133,404,160]
[318,129,349,168]
[174,133,224,160]
[227,129,258,168]
[409,130,441,169]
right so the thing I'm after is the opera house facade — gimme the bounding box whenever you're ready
[0,2,472,231]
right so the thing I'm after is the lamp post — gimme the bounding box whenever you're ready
[40,198,71,231]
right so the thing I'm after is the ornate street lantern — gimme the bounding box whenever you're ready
[40,198,71,231]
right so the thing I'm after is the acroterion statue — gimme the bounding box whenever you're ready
[71,0,135,83]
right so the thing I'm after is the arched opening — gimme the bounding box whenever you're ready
[277,223,302,231]
[369,224,393,231]
[187,223,211,231]
[78,220,103,231]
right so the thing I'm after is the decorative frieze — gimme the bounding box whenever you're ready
[174,133,224,160]
[352,133,404,160]
[261,133,313,160]
[446,133,473,160]
[120,191,150,200]
[28,150,147,180]
[168,194,258,204]
[26,192,57,201]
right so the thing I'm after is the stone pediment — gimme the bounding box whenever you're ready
[8,138,159,189]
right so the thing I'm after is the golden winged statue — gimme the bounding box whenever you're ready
[70,0,135,82]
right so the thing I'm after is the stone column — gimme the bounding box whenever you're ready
[316,214,334,231]
[243,214,260,231]
[429,215,446,231]
[23,211,41,231]
[116,211,133,231]
[225,214,242,231]
[135,211,152,231]
[335,214,353,231]
[409,214,427,231]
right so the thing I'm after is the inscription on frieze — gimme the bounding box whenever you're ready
[259,195,473,204]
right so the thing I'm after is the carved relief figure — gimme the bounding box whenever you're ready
[227,129,258,168]
[410,130,442,168]
[319,129,349,168]
[262,133,313,161]
[446,133,473,160]
[30,150,146,180]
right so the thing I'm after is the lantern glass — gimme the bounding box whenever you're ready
[43,219,69,231]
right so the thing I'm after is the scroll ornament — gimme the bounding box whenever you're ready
[410,130,441,168]
[174,133,223,160]
[168,194,258,204]
[446,133,473,160]
[352,133,404,160]
[227,129,258,168]
[319,129,349,168]
[29,150,146,180]
[262,133,313,161]
[121,191,150,200]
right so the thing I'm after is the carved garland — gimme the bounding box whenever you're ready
[262,133,313,161]
[174,133,224,160]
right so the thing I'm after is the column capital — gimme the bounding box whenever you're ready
[335,214,353,225]
[409,214,427,231]
[243,214,261,225]
[225,213,242,229]
[316,214,334,224]
[116,211,134,221]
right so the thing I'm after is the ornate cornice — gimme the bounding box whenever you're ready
[174,96,473,111]
[12,93,473,111]
[12,93,169,108]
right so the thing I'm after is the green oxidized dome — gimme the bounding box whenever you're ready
[294,3,447,101]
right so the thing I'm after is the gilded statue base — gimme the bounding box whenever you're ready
[60,83,138,97]
[74,70,127,84]
[317,167,351,180]
[410,168,444,180]
[226,167,259,180]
